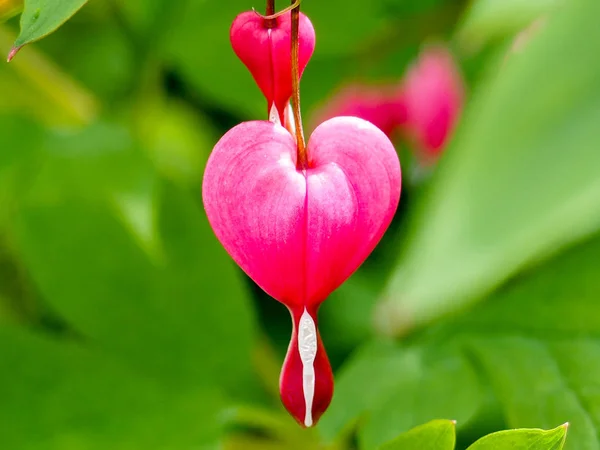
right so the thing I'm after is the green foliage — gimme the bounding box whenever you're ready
[13,0,88,50]
[379,0,600,335]
[467,425,567,450]
[1,0,600,448]
[322,229,600,449]
[378,420,567,450]
[379,420,456,450]
[0,325,225,449]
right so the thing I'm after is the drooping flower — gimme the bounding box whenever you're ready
[202,117,401,426]
[230,10,316,124]
[402,46,464,162]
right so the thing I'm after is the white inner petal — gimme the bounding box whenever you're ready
[298,308,317,427]
[269,103,281,125]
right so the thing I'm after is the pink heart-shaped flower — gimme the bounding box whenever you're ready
[202,117,401,426]
[230,11,315,123]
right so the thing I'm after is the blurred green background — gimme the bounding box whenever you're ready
[1,0,600,449]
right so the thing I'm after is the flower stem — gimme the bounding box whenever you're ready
[291,1,307,169]
[258,0,302,20]
[266,0,274,15]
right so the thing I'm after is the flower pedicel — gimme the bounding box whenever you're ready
[203,2,401,427]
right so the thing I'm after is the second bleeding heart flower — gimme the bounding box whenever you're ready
[231,9,315,123]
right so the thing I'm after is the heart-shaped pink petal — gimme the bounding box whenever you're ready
[230,11,315,122]
[203,117,400,308]
[202,117,401,425]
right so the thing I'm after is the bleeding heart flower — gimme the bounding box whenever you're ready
[230,10,316,124]
[403,46,464,162]
[310,84,408,139]
[202,117,401,426]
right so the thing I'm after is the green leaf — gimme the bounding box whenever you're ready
[326,226,600,447]
[467,424,568,450]
[10,0,88,60]
[379,0,600,336]
[458,234,600,450]
[457,0,560,49]
[469,338,592,450]
[0,324,225,450]
[358,346,482,449]
[436,233,600,450]
[379,419,456,450]
[317,343,483,447]
[13,124,256,393]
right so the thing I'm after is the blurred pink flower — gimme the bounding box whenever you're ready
[311,45,464,165]
[310,84,408,139]
[403,46,464,162]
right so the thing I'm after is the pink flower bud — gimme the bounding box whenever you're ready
[402,46,464,161]
[202,118,401,426]
[230,11,316,123]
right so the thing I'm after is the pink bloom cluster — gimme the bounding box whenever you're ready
[313,46,464,163]
[202,8,401,427]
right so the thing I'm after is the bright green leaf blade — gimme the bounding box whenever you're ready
[380,0,600,336]
[379,419,456,450]
[0,325,225,449]
[10,0,88,59]
[467,424,568,450]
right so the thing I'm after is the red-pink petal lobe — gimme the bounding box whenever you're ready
[305,117,401,304]
[230,11,316,118]
[202,118,401,309]
[279,305,333,427]
[202,121,306,305]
